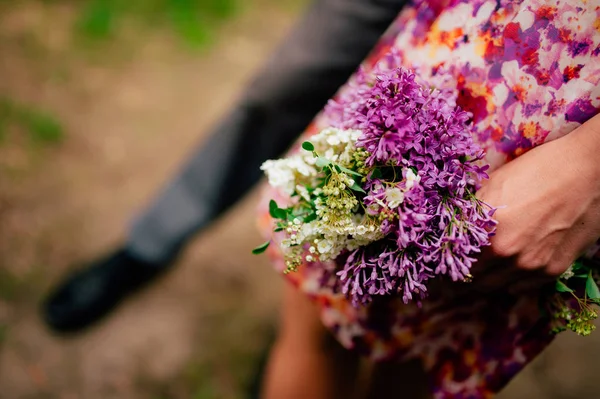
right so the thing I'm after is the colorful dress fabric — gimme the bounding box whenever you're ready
[258,0,600,397]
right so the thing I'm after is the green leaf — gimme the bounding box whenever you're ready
[316,157,331,168]
[274,208,287,220]
[301,141,315,152]
[371,168,382,179]
[586,271,600,299]
[555,280,573,293]
[269,200,279,218]
[252,241,270,255]
[268,200,287,220]
[274,227,284,232]
[336,164,363,177]
[349,182,366,194]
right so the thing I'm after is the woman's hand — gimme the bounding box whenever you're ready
[472,116,600,291]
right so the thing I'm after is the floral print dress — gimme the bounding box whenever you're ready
[258,0,600,397]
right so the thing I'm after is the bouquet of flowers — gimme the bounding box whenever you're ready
[254,62,496,307]
[253,57,600,334]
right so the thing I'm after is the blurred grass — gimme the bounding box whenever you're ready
[74,0,239,48]
[0,97,64,146]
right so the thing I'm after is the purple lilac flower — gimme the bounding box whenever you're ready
[324,54,496,307]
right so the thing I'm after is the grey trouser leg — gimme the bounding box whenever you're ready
[127,0,407,265]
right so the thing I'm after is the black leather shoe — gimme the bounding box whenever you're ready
[42,249,166,333]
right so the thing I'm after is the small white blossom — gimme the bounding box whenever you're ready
[317,239,334,254]
[405,168,421,190]
[326,135,341,146]
[385,187,405,209]
[297,223,316,242]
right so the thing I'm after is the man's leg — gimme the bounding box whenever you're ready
[43,0,408,333]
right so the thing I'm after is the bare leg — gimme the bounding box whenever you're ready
[262,283,361,399]
[262,283,432,399]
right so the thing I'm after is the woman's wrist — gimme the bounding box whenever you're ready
[559,114,600,187]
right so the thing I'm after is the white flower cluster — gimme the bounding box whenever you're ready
[262,128,384,265]
[312,127,362,164]
[260,128,362,195]
[282,213,382,263]
[260,157,316,195]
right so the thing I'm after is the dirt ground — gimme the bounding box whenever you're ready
[1,2,600,399]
